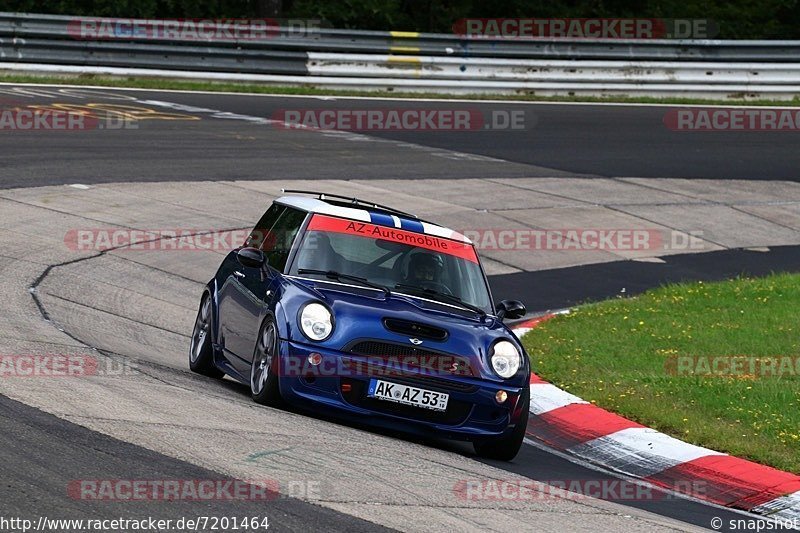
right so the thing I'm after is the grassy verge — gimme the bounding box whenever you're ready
[521,273,800,473]
[2,73,800,106]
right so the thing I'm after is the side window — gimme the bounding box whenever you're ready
[245,204,285,249]
[263,207,307,272]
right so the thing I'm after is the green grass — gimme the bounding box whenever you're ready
[522,273,800,473]
[2,72,800,106]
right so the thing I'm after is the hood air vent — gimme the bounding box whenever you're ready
[382,318,448,341]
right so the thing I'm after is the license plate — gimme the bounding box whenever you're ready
[367,379,449,412]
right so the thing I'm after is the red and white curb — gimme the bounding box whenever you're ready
[512,314,800,523]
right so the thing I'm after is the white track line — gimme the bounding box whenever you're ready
[2,80,799,109]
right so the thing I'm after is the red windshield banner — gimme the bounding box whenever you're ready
[307,214,478,263]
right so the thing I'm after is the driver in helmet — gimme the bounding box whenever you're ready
[406,253,442,285]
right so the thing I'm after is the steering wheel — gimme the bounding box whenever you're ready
[419,281,453,296]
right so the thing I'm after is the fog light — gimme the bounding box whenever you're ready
[307,352,322,366]
[495,390,508,404]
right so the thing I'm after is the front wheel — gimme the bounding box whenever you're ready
[250,318,284,407]
[189,295,223,379]
[473,391,529,461]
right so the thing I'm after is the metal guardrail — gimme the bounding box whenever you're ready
[1,12,799,98]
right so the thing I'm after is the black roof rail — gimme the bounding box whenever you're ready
[280,189,422,221]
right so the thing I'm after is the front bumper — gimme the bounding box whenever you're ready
[277,340,528,441]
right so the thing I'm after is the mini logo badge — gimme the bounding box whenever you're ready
[409,338,423,345]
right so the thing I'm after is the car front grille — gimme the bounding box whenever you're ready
[347,340,444,359]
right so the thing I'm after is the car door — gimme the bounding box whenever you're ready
[218,204,307,374]
[218,204,284,369]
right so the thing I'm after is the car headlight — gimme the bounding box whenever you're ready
[490,340,521,378]
[299,302,334,341]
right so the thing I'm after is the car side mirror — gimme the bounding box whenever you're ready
[237,247,267,269]
[496,299,526,321]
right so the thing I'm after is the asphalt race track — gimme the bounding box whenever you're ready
[0,394,388,532]
[2,85,800,188]
[492,244,800,310]
[1,83,799,532]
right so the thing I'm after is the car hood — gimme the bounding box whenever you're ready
[279,276,528,385]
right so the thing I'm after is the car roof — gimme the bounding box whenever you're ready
[275,195,472,244]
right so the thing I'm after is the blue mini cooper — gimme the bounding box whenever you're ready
[189,191,530,460]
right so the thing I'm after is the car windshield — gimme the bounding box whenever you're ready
[287,214,492,313]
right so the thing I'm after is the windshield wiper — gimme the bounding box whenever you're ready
[297,269,391,296]
[394,283,486,317]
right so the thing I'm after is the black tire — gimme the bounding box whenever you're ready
[250,317,284,407]
[189,295,224,379]
[473,389,529,461]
